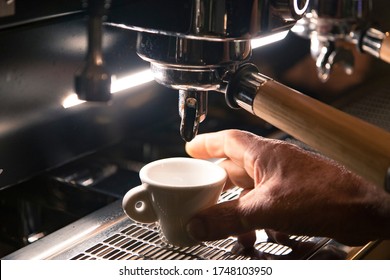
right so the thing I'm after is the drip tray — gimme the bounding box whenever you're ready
[68,187,328,260]
[71,223,292,260]
[5,187,346,260]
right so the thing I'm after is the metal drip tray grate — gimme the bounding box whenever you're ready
[343,87,390,132]
[69,187,321,260]
[70,223,294,260]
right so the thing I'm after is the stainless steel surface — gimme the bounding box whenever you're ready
[225,64,269,113]
[6,184,383,260]
[0,11,180,189]
[137,33,252,68]
[111,0,303,141]
[134,28,251,141]
[3,200,127,260]
[4,187,334,260]
[68,223,295,260]
[108,0,299,41]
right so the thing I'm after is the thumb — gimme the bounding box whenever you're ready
[186,197,258,241]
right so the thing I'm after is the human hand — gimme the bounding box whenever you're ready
[185,130,390,246]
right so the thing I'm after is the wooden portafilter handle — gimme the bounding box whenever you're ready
[380,32,390,63]
[225,64,390,192]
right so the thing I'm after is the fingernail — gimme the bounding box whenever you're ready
[186,218,207,240]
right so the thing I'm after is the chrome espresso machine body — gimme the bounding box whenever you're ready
[1,0,390,260]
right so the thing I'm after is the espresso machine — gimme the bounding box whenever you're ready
[1,0,390,260]
[76,0,390,189]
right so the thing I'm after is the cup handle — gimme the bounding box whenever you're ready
[122,184,158,223]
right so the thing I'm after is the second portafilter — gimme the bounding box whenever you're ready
[292,0,390,81]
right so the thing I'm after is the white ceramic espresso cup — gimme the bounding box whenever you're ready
[122,157,227,247]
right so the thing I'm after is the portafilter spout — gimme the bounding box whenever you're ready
[179,90,208,142]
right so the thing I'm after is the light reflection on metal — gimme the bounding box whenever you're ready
[62,69,154,108]
[251,31,289,49]
[63,31,288,109]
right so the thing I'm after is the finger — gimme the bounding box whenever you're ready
[186,129,260,177]
[236,190,257,248]
[237,231,257,249]
[218,159,254,190]
[186,191,262,241]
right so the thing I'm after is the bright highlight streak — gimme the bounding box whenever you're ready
[62,69,154,108]
[63,32,289,109]
[290,24,306,34]
[251,31,289,49]
[110,69,154,93]
[62,93,86,108]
